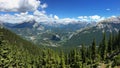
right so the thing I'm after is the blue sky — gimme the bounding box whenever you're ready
[0,0,120,23]
[42,0,120,18]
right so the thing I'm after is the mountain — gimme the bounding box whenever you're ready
[64,17,120,47]
[1,21,120,68]
[0,27,62,67]
[4,16,120,48]
[3,20,36,28]
[3,20,94,47]
[0,26,42,55]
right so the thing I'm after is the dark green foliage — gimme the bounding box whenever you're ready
[0,28,41,55]
[99,33,108,60]
[0,27,120,67]
[112,55,120,66]
[81,44,86,64]
[91,39,97,62]
[107,33,113,54]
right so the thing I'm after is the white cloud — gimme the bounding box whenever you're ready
[33,10,45,16]
[78,16,88,21]
[111,16,116,18]
[78,16,88,19]
[0,0,105,25]
[54,15,59,20]
[78,15,105,22]
[40,3,47,9]
[0,0,107,25]
[0,12,106,24]
[0,0,47,12]
[55,18,78,25]
[89,15,101,20]
[0,12,35,23]
[61,18,76,23]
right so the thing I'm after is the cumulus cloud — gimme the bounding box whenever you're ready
[89,15,101,20]
[55,18,78,25]
[40,3,48,9]
[78,15,105,22]
[0,12,106,24]
[0,0,106,25]
[0,12,34,23]
[0,12,78,25]
[60,18,76,23]
[0,0,46,12]
[54,15,59,20]
[33,10,45,16]
[78,16,88,21]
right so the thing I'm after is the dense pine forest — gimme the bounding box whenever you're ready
[0,27,120,68]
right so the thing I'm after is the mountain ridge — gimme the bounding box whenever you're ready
[64,17,120,47]
[1,16,120,47]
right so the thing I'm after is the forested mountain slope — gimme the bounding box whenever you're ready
[2,20,95,47]
[64,17,120,47]
[0,27,41,55]
[1,27,120,68]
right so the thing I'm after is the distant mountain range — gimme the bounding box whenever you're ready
[64,17,120,47]
[2,20,95,47]
[1,16,120,47]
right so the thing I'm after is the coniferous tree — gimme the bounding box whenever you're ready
[118,30,120,49]
[91,39,97,62]
[81,44,86,64]
[0,32,12,67]
[108,33,113,54]
[65,54,69,67]
[60,51,66,68]
[101,33,108,60]
[86,46,92,64]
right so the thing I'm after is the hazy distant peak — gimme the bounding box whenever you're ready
[98,16,120,24]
